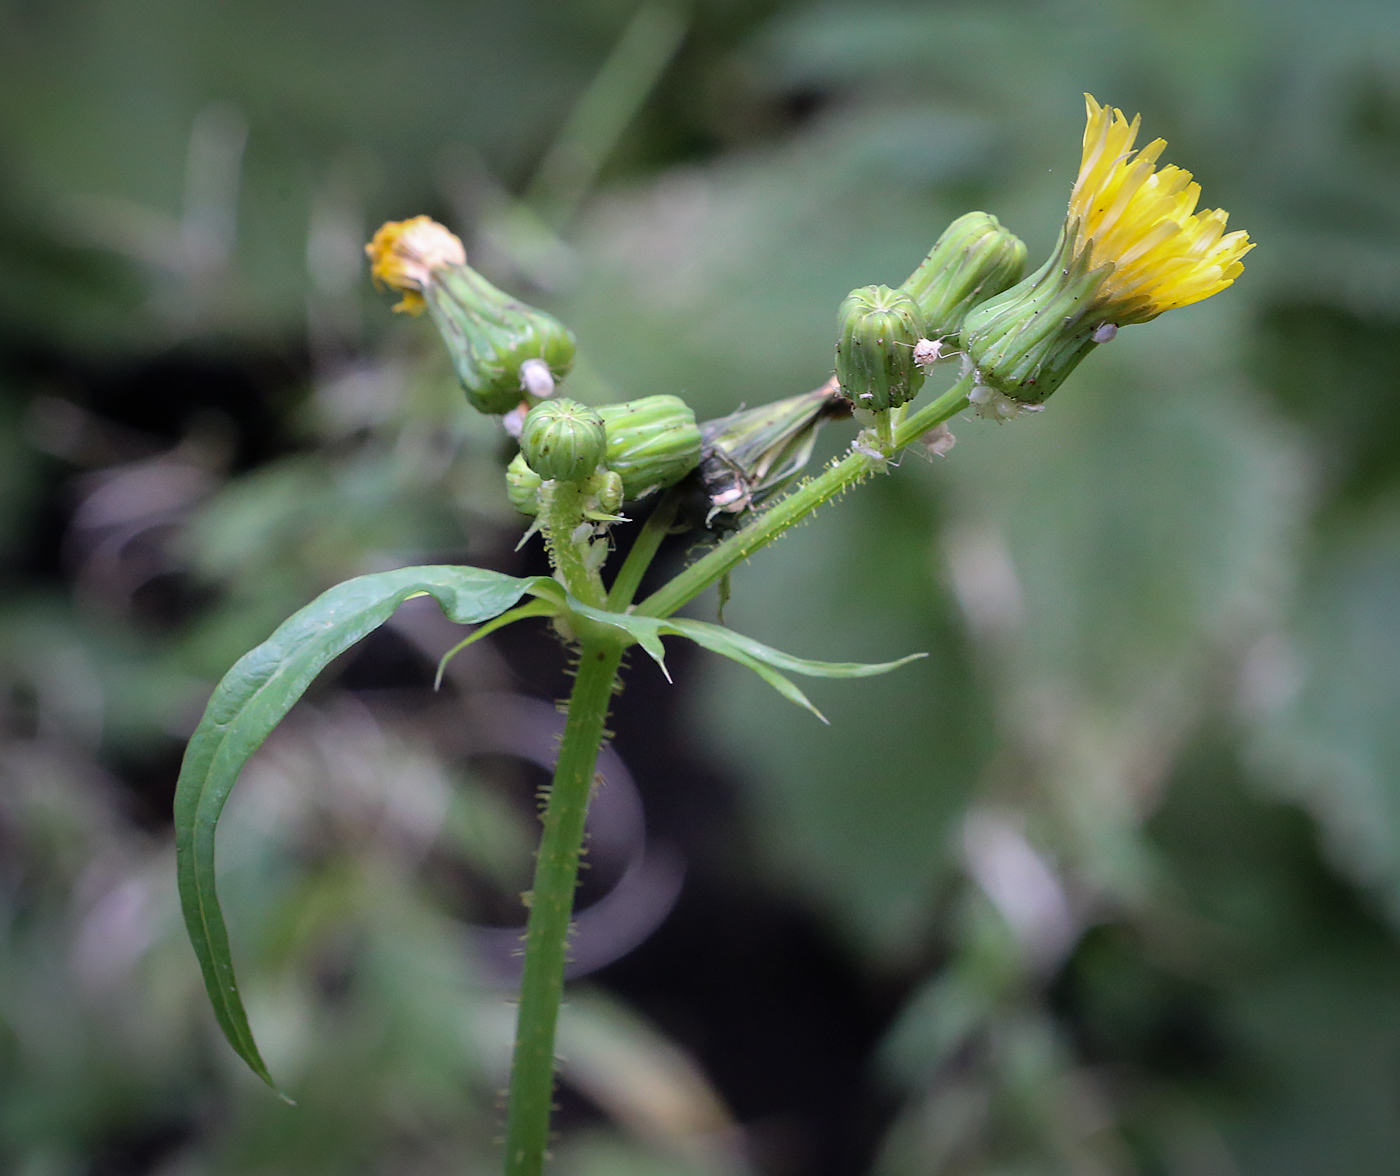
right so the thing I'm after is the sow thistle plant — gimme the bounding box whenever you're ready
[174,95,1250,1176]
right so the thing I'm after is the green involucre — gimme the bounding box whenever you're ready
[959,224,1115,405]
[507,452,543,515]
[520,399,607,483]
[900,211,1027,338]
[597,394,702,498]
[835,284,927,412]
[426,265,576,415]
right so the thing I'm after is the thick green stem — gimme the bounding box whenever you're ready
[636,374,973,619]
[504,636,625,1176]
[605,489,680,610]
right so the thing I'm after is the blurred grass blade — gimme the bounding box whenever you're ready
[526,1,688,226]
[174,565,550,1091]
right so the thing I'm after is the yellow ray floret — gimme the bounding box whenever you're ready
[365,216,466,314]
[1070,94,1252,320]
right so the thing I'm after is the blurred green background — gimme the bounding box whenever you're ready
[4,1,1400,1174]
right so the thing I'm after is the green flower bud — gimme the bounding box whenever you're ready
[835,285,926,413]
[592,469,625,516]
[959,225,1113,415]
[900,212,1028,338]
[596,395,702,499]
[506,452,543,515]
[428,266,576,414]
[519,399,607,484]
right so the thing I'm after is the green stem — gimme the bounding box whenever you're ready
[540,481,608,609]
[504,635,625,1176]
[605,489,680,610]
[636,374,973,619]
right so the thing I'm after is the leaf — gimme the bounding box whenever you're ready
[434,598,558,689]
[561,599,924,720]
[665,617,926,679]
[174,565,551,1091]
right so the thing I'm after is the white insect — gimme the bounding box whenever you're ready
[518,358,556,399]
[913,336,951,368]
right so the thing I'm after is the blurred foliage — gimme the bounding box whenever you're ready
[4,1,1400,1174]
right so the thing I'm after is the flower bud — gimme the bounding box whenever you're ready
[519,399,607,484]
[366,217,576,415]
[835,285,926,412]
[959,225,1112,411]
[506,452,543,515]
[429,267,576,415]
[592,469,625,517]
[900,212,1027,338]
[596,395,702,500]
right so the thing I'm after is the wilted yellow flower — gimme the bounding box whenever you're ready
[365,215,577,414]
[364,216,466,314]
[1069,94,1252,324]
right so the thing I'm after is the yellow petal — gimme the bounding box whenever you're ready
[1070,95,1252,319]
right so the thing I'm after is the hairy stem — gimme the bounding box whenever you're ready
[636,374,973,619]
[504,636,625,1176]
[540,480,608,608]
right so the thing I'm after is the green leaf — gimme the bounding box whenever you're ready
[665,617,926,679]
[174,565,551,1091]
[561,599,924,721]
[434,598,559,689]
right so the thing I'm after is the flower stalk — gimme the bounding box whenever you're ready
[504,635,626,1176]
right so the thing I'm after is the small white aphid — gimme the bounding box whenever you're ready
[518,357,556,399]
[583,538,609,573]
[920,423,956,458]
[968,382,1042,422]
[710,486,747,510]
[1091,322,1118,344]
[913,337,949,369]
[501,404,528,438]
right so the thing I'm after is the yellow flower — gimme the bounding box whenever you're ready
[960,95,1255,413]
[364,216,466,314]
[1069,94,1252,324]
